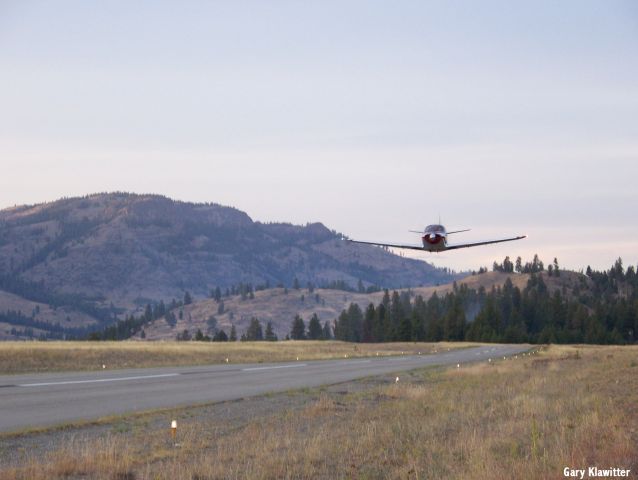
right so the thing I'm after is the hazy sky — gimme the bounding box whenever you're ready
[1,1,637,272]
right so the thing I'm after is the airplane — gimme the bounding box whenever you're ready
[349,224,526,253]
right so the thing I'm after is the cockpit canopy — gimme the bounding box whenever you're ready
[424,224,446,234]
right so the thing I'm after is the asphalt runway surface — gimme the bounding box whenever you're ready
[0,344,529,433]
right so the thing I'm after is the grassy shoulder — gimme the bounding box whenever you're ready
[2,344,637,479]
[0,340,471,374]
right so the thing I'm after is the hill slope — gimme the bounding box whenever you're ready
[141,271,585,340]
[0,193,455,337]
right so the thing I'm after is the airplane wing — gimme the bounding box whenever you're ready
[348,239,425,251]
[446,235,527,250]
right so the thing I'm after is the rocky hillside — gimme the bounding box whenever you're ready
[0,193,456,338]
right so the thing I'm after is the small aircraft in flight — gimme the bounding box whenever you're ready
[349,224,526,253]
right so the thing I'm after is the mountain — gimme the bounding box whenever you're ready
[0,193,456,338]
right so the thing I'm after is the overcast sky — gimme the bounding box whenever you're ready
[1,1,636,272]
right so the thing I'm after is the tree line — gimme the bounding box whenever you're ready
[72,256,638,345]
[332,257,637,344]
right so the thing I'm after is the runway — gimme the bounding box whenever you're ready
[0,344,529,433]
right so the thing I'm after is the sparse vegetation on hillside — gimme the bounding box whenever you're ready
[83,256,638,345]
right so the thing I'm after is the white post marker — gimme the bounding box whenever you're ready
[457,364,460,368]
[395,376,399,383]
[171,420,177,443]
[225,358,229,363]
[102,364,106,369]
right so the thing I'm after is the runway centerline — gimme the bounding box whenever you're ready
[19,373,180,387]
[242,364,308,372]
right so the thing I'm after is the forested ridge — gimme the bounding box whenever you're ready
[331,257,637,344]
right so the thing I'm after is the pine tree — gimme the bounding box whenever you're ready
[443,297,465,340]
[321,321,332,340]
[466,296,500,342]
[165,311,177,327]
[382,289,391,308]
[503,256,514,273]
[213,329,228,341]
[344,303,363,342]
[387,291,404,341]
[397,314,412,341]
[290,314,306,340]
[184,291,192,305]
[246,317,264,341]
[307,313,322,340]
[411,295,426,341]
[372,303,386,342]
[362,304,375,342]
[425,292,443,341]
[334,309,347,341]
[265,321,277,341]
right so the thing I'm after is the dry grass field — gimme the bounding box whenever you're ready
[2,344,637,479]
[0,340,468,374]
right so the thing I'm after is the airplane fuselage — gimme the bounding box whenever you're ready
[421,224,447,252]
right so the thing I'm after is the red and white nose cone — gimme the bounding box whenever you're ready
[424,234,440,245]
